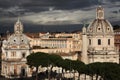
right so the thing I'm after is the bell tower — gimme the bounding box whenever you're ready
[14,18,23,34]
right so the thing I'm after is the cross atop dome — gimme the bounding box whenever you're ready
[14,18,23,34]
[96,6,104,19]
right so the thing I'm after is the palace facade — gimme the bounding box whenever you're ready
[30,32,82,60]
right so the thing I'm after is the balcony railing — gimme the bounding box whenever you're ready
[2,58,26,62]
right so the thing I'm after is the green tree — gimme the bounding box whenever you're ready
[86,62,120,80]
[71,60,85,80]
[87,62,101,80]
[49,54,63,70]
[48,54,63,79]
[99,62,120,80]
[26,52,50,80]
[58,59,85,80]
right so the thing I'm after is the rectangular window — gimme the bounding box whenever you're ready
[108,39,110,45]
[98,39,101,45]
[11,51,16,57]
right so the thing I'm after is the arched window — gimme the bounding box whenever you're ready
[89,39,91,45]
[98,39,101,45]
[22,53,26,58]
[108,39,110,45]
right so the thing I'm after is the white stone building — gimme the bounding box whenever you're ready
[1,19,32,78]
[30,32,82,59]
[81,6,119,64]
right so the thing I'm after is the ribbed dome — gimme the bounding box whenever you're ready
[87,6,114,35]
[7,34,29,45]
[87,19,114,34]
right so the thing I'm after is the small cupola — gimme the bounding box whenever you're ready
[14,18,23,34]
[96,6,104,19]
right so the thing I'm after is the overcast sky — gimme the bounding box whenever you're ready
[0,0,120,28]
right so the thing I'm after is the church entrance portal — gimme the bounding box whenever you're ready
[21,67,26,77]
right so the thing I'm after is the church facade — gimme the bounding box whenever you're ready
[1,19,32,78]
[81,6,119,64]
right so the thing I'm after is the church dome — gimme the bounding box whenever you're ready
[87,6,114,34]
[7,34,29,45]
[6,19,30,46]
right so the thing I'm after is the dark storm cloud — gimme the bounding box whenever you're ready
[0,0,100,17]
[0,0,29,8]
[21,0,100,11]
[107,0,120,2]
[0,0,120,10]
[112,11,118,14]
[0,0,30,17]
[0,0,119,33]
[0,0,119,16]
[111,11,119,14]
[0,0,101,12]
